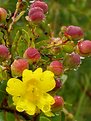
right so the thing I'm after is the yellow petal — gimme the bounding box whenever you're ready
[22,69,33,82]
[37,93,55,113]
[6,78,23,96]
[43,93,55,105]
[16,102,25,112]
[33,68,42,81]
[34,68,42,74]
[13,96,36,115]
[39,71,56,92]
[25,101,36,115]
[13,96,25,112]
[22,68,42,87]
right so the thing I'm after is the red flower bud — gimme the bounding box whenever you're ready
[54,78,62,90]
[77,40,91,56]
[28,7,45,22]
[63,53,81,69]
[65,25,84,39]
[11,59,29,77]
[53,96,64,107]
[0,8,7,22]
[0,45,9,61]
[48,61,63,76]
[29,7,43,16]
[23,48,41,63]
[31,1,48,14]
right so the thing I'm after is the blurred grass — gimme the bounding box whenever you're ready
[0,0,91,121]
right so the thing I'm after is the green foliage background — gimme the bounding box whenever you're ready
[0,0,91,121]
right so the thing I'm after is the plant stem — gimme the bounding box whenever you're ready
[8,1,22,32]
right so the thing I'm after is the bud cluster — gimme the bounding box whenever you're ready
[0,2,91,119]
[28,0,48,22]
[11,47,41,77]
[48,25,91,72]
[63,26,91,57]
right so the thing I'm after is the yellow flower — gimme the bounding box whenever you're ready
[6,68,56,116]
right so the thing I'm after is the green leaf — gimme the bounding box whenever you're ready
[50,113,61,121]
[61,74,68,85]
[61,112,65,121]
[22,29,30,47]
[40,116,51,121]
[0,80,7,104]
[6,112,15,121]
[0,66,3,81]
[11,31,20,58]
[0,112,4,121]
[14,11,25,22]
[0,66,8,81]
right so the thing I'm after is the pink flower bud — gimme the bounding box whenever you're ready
[28,7,45,22]
[0,45,9,61]
[63,53,81,69]
[23,48,41,63]
[11,59,29,77]
[31,1,48,14]
[53,96,64,107]
[28,7,43,16]
[77,40,91,56]
[65,25,84,39]
[53,78,62,90]
[0,8,7,22]
[48,61,63,76]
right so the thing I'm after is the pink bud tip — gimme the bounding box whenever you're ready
[49,61,63,76]
[53,96,64,107]
[31,1,48,14]
[11,59,29,77]
[77,40,91,56]
[65,25,84,39]
[23,48,41,63]
[0,45,9,61]
[28,7,45,22]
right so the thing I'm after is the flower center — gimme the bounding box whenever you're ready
[25,79,41,103]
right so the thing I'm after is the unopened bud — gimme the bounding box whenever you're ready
[54,78,62,90]
[48,61,63,76]
[63,53,81,69]
[0,8,7,22]
[64,25,84,40]
[31,1,48,14]
[23,48,41,63]
[28,7,45,22]
[11,59,29,77]
[0,45,9,62]
[77,40,91,56]
[53,96,64,107]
